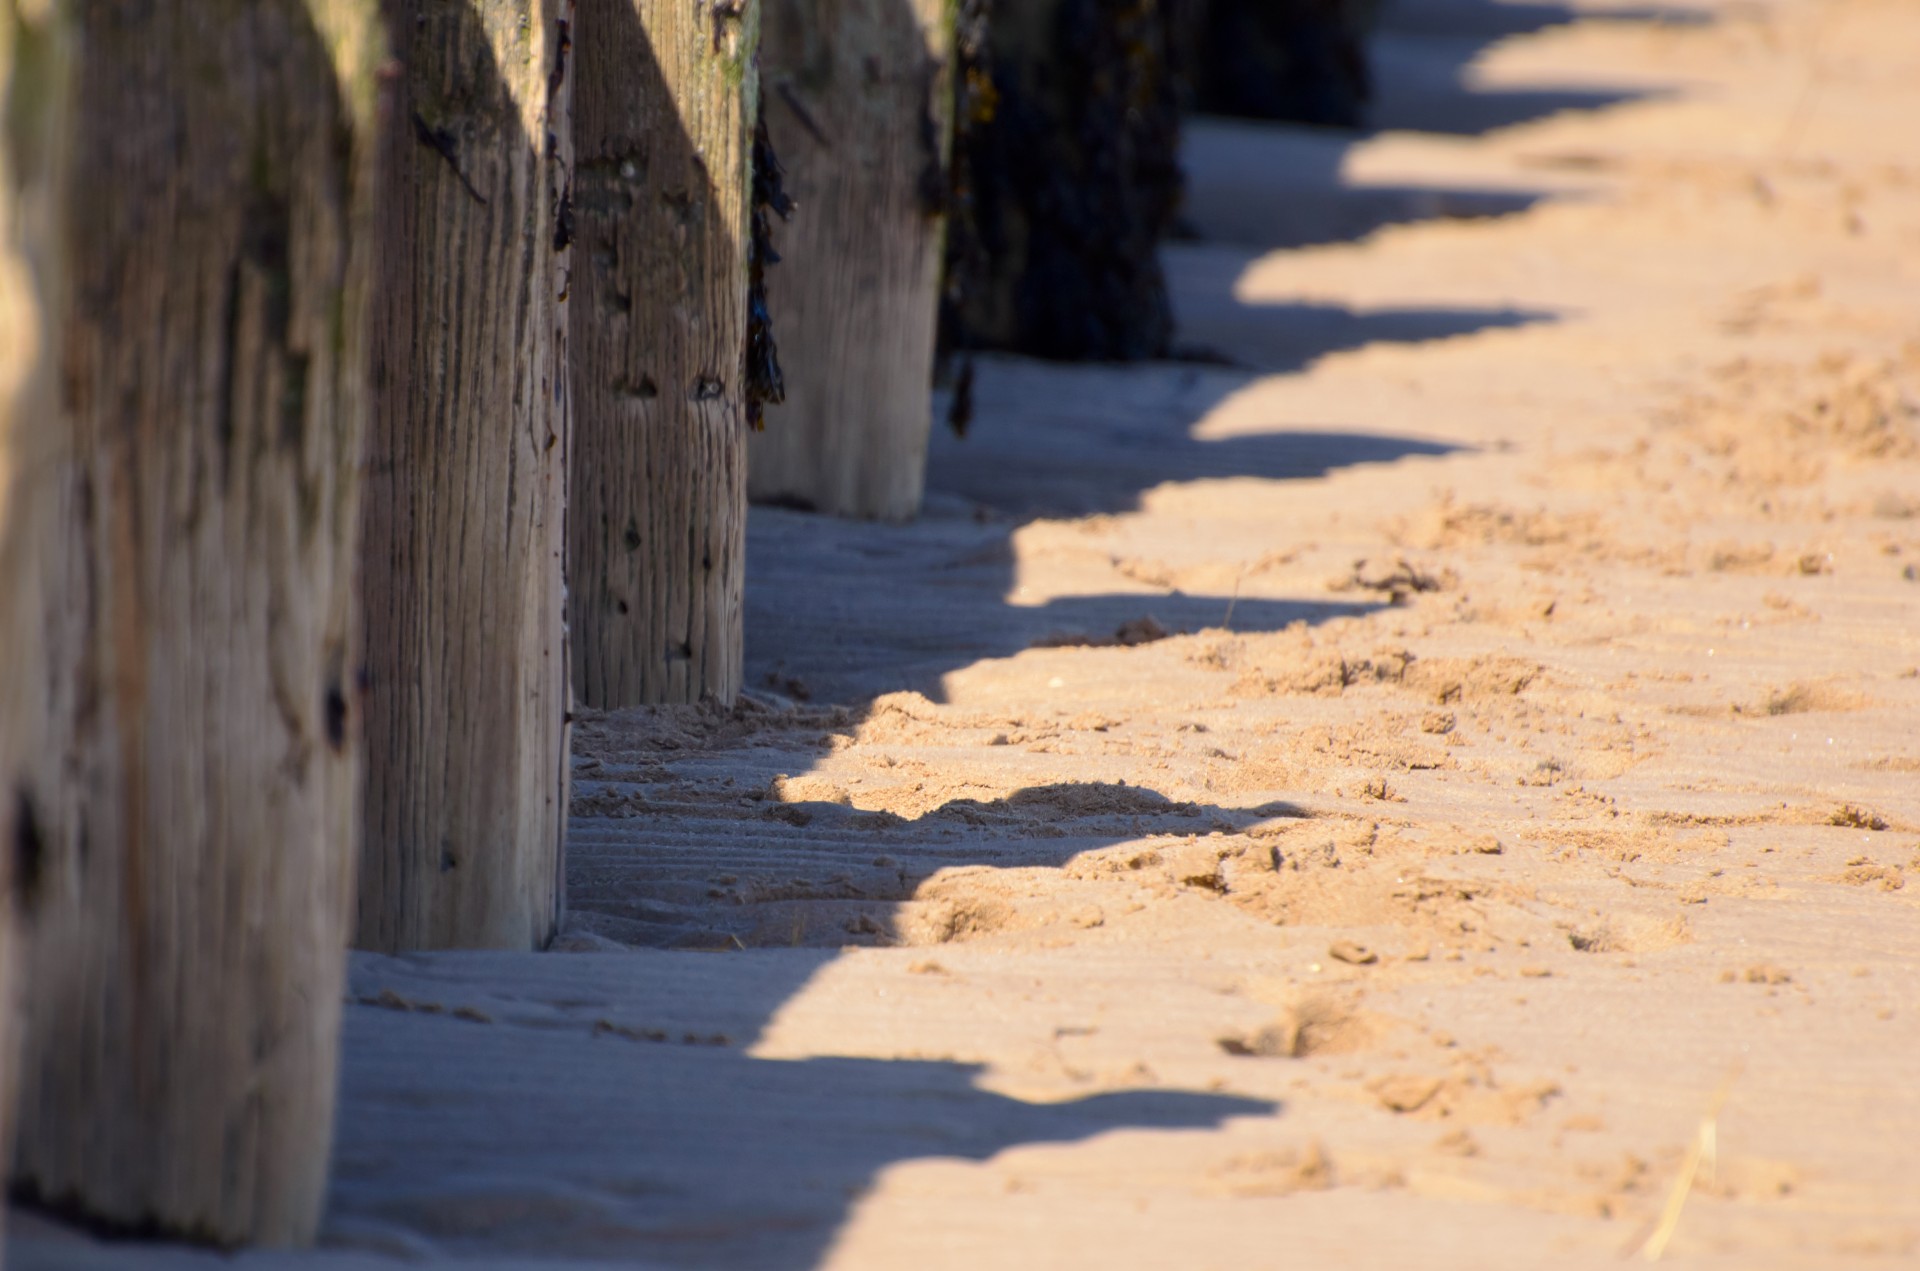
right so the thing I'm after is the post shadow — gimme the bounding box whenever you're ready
[1168,277,1556,375]
[738,347,1473,707]
[1376,0,1711,43]
[1366,0,1703,137]
[1177,118,1553,253]
[1178,0,1713,254]
[324,952,1276,1269]
[567,773,1308,950]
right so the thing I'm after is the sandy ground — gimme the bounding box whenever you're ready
[16,0,1920,1266]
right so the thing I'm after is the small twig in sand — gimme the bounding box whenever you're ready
[1773,3,1849,161]
[1634,1064,1742,1262]
[1222,564,1246,631]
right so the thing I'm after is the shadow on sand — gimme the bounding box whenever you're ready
[1184,0,1711,253]
[328,944,1275,1270]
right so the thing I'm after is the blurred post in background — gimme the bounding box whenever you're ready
[0,0,74,1254]
[944,0,1182,364]
[748,0,956,522]
[2,0,382,1245]
[1172,0,1379,128]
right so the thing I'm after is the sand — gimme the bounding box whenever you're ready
[15,0,1920,1266]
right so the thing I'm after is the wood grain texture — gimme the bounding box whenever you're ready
[357,0,574,953]
[569,0,756,707]
[4,0,381,1245]
[747,0,954,522]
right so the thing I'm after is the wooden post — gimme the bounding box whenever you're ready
[946,0,1182,363]
[3,0,381,1245]
[569,0,758,707]
[0,1,75,1248]
[356,0,573,952]
[747,0,956,522]
[1170,0,1378,128]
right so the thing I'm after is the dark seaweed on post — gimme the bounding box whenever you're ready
[935,0,995,435]
[939,0,1183,369]
[1172,0,1379,128]
[747,111,794,432]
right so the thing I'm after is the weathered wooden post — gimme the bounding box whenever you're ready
[569,0,761,706]
[747,0,956,521]
[946,0,1182,363]
[0,2,74,1248]
[356,0,574,952]
[2,0,381,1245]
